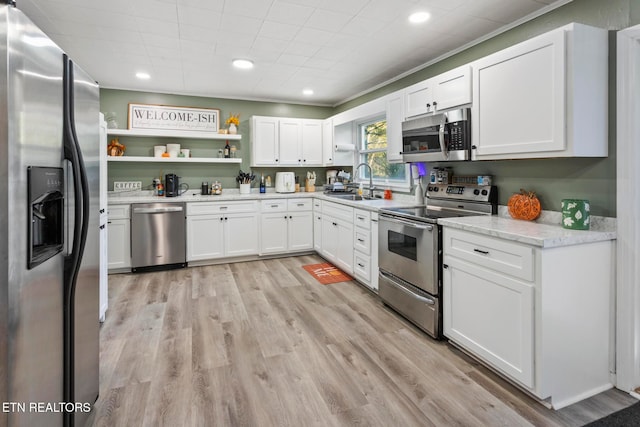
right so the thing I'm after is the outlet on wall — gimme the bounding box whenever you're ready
[113,181,142,192]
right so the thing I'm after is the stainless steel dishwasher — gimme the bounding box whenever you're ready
[131,202,186,272]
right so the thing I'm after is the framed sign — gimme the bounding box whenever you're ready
[128,103,220,133]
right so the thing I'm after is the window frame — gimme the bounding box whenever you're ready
[355,115,410,192]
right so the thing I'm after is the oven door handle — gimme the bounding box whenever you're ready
[439,112,448,159]
[380,271,435,305]
[381,216,433,231]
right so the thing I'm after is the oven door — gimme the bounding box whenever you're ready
[379,214,439,295]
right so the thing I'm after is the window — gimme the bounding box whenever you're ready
[357,117,408,188]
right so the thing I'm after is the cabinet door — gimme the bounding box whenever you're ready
[432,65,472,111]
[313,212,322,252]
[107,219,130,270]
[301,120,323,166]
[252,116,279,166]
[288,211,313,252]
[386,91,404,163]
[322,119,333,165]
[443,259,534,388]
[279,118,302,164]
[186,215,225,261]
[260,212,288,254]
[321,216,338,262]
[472,30,566,159]
[225,213,259,257]
[404,79,433,118]
[335,219,354,273]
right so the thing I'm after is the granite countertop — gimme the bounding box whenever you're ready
[108,190,417,213]
[438,208,616,248]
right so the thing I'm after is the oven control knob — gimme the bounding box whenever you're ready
[481,189,488,196]
[473,189,480,195]
[433,187,439,192]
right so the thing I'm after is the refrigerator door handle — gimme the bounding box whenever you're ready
[62,54,90,425]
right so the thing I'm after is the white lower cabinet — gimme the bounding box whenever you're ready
[443,226,614,409]
[353,208,374,289]
[444,258,534,387]
[107,204,130,270]
[321,215,353,274]
[260,198,313,255]
[186,201,258,261]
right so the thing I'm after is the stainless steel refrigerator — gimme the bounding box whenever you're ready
[0,3,100,427]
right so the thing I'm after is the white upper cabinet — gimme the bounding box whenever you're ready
[251,116,280,166]
[472,23,608,160]
[251,116,323,167]
[279,118,302,165]
[301,119,323,165]
[322,118,334,165]
[386,90,404,163]
[432,65,472,112]
[404,65,472,119]
[404,79,433,118]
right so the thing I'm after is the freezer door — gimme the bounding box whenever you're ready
[68,60,100,426]
[2,6,66,427]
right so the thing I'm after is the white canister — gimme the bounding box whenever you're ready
[166,143,180,157]
[180,148,190,158]
[239,183,251,194]
[153,145,166,157]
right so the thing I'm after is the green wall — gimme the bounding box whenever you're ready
[333,0,640,217]
[104,0,640,216]
[101,89,333,192]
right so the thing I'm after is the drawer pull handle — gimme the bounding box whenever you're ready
[358,263,365,268]
[271,204,279,208]
[357,238,365,242]
[220,206,228,210]
[473,248,489,255]
[297,203,304,207]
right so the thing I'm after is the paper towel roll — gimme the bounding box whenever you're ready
[335,143,355,152]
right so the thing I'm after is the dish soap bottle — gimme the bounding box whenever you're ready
[260,173,266,193]
[358,182,364,196]
[414,179,424,204]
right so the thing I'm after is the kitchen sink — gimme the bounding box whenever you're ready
[325,193,374,201]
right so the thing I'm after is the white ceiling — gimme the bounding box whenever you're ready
[18,0,563,106]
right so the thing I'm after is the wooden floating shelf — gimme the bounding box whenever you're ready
[107,156,242,164]
[106,128,242,140]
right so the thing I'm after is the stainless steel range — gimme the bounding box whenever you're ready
[378,183,497,338]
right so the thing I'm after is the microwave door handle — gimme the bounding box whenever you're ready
[439,112,448,159]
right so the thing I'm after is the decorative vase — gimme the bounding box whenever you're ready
[561,199,590,230]
[228,123,237,134]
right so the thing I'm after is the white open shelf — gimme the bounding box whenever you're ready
[107,156,242,164]
[106,128,242,140]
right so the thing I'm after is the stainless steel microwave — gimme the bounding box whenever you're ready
[401,108,471,162]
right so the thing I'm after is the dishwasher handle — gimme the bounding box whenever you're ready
[133,206,184,214]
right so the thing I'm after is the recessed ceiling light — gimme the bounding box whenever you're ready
[302,88,314,96]
[408,11,431,24]
[232,59,254,69]
[136,72,150,80]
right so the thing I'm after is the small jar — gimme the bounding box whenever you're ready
[230,145,237,158]
[217,149,223,158]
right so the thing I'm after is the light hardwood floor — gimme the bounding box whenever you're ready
[89,255,637,426]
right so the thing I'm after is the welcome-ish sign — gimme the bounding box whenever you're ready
[128,103,220,133]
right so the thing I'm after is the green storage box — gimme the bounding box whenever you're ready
[561,199,590,230]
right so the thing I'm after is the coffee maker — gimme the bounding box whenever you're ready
[165,173,180,197]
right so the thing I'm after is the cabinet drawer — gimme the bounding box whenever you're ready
[322,201,354,223]
[444,228,534,282]
[288,198,312,211]
[354,252,371,284]
[353,209,371,230]
[260,199,287,212]
[108,204,130,220]
[354,228,370,255]
[188,201,257,216]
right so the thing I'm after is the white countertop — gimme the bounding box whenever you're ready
[439,213,617,248]
[108,190,417,213]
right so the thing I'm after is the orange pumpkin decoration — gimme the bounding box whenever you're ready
[508,189,542,220]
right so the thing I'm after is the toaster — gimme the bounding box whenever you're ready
[275,172,295,193]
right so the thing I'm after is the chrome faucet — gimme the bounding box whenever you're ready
[355,162,374,198]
